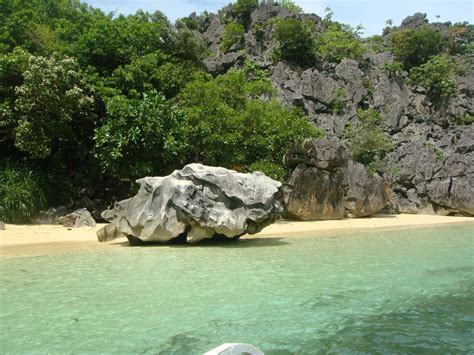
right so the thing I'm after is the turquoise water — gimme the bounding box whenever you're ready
[1,224,473,354]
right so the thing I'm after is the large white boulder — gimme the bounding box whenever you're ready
[98,164,282,243]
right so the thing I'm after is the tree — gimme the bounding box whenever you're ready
[315,24,365,63]
[11,54,95,159]
[75,10,172,74]
[232,0,259,26]
[0,47,30,147]
[177,66,322,176]
[277,0,303,13]
[94,91,188,179]
[274,18,315,66]
[111,52,198,99]
[388,26,444,70]
[409,53,459,108]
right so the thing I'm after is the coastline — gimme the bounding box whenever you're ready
[0,214,472,258]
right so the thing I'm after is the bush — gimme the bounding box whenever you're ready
[446,23,474,55]
[0,164,46,223]
[94,91,187,179]
[13,54,95,159]
[220,23,245,52]
[232,0,259,26]
[409,53,459,108]
[344,109,393,168]
[232,0,259,15]
[178,67,322,171]
[277,0,303,13]
[274,18,315,66]
[388,26,444,70]
[329,87,346,114]
[383,60,404,78]
[315,24,365,63]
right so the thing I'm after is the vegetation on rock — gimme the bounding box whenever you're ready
[409,53,459,108]
[344,109,393,170]
[273,18,315,65]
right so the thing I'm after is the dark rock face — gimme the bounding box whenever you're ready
[284,165,346,220]
[387,124,474,215]
[58,208,96,228]
[283,137,387,220]
[98,164,282,244]
[204,52,245,74]
[344,161,387,217]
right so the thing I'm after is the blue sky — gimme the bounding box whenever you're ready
[83,0,473,36]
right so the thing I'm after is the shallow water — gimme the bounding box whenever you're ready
[1,224,473,354]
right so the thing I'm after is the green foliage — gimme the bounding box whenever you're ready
[277,0,303,13]
[273,18,315,66]
[446,23,474,55]
[388,26,444,70]
[0,47,30,145]
[111,52,198,99]
[75,10,172,74]
[94,91,187,179]
[12,54,95,158]
[220,23,245,53]
[232,0,259,16]
[329,88,346,114]
[409,54,459,108]
[434,148,444,161]
[176,17,199,31]
[451,113,474,125]
[344,109,393,167]
[365,35,385,53]
[178,67,322,170]
[315,24,365,63]
[172,28,208,62]
[383,60,404,78]
[0,163,46,223]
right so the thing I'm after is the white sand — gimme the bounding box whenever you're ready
[0,214,472,258]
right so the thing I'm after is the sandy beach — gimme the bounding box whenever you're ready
[0,214,472,258]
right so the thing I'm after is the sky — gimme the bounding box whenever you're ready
[83,0,473,37]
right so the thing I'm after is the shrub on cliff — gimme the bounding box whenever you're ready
[315,24,365,63]
[409,53,459,108]
[277,0,303,13]
[274,18,315,66]
[344,109,393,169]
[0,164,46,223]
[220,22,245,52]
[232,0,259,26]
[388,26,444,70]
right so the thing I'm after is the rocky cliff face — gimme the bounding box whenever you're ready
[191,5,473,217]
[283,137,387,219]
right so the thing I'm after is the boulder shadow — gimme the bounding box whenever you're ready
[117,235,289,249]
